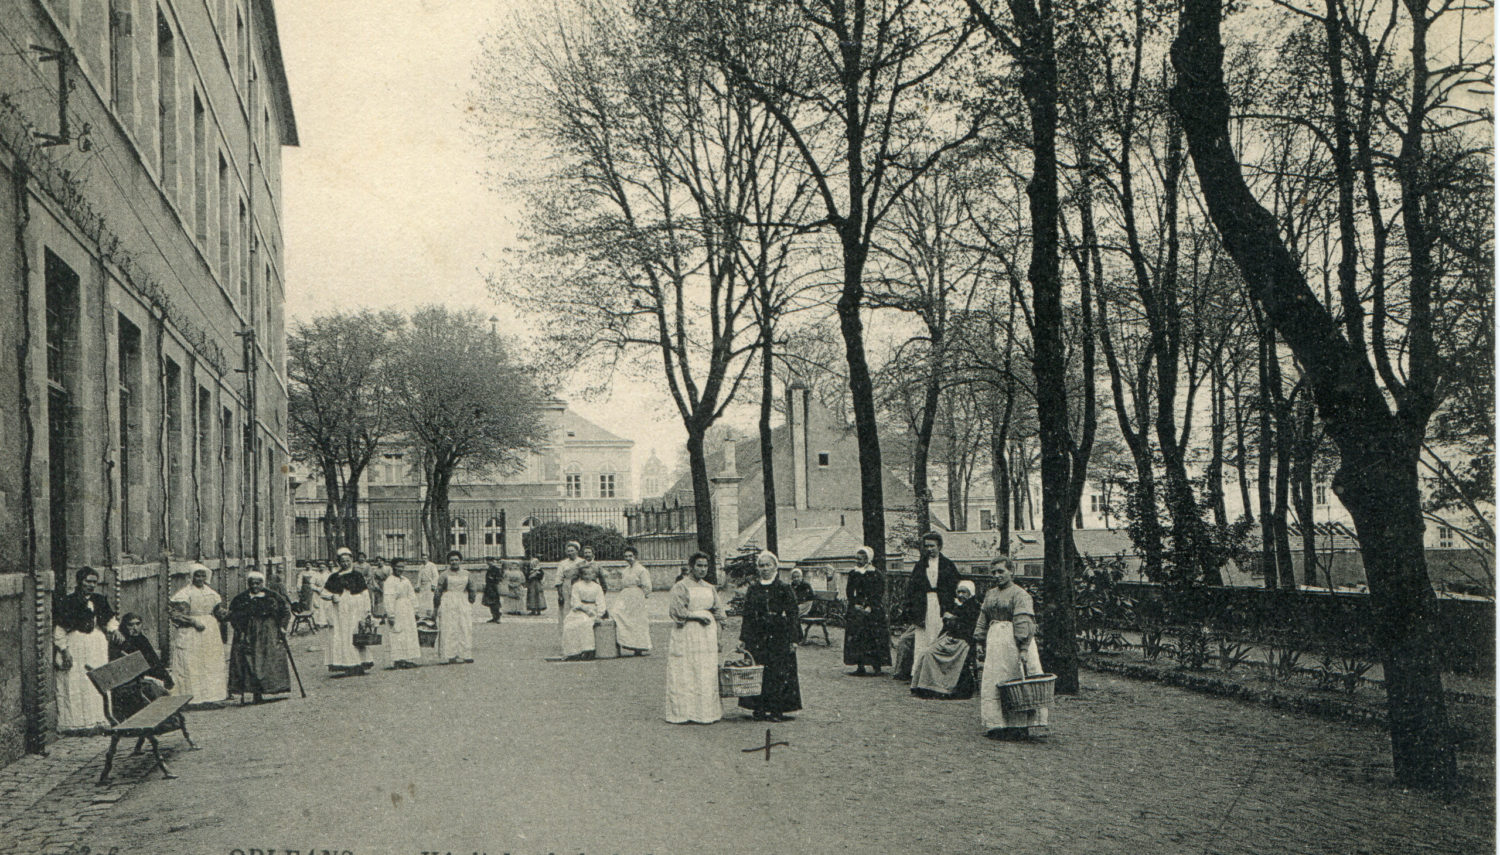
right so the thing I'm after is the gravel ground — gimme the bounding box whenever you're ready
[9,603,1493,855]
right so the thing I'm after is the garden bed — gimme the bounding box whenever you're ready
[1079,649,1494,756]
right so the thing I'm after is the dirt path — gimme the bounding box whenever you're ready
[53,606,1492,855]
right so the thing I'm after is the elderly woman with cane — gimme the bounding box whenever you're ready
[227,569,292,704]
[976,557,1048,739]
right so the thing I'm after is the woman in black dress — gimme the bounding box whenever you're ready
[843,546,891,676]
[738,551,802,722]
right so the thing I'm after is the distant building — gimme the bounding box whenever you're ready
[0,1,296,762]
[628,382,916,567]
[638,449,670,500]
[291,400,635,559]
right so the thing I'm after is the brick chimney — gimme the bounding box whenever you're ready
[710,436,742,562]
[787,381,810,510]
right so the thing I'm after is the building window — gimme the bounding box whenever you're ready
[599,474,616,498]
[1315,484,1328,506]
[1089,494,1102,514]
[193,93,207,241]
[235,8,247,88]
[565,473,582,499]
[980,509,994,530]
[238,198,248,303]
[449,517,468,548]
[294,517,310,536]
[156,9,176,192]
[218,152,230,278]
[109,1,134,117]
[221,406,235,534]
[1438,525,1454,549]
[45,252,78,585]
[118,316,143,555]
[382,453,404,483]
[165,359,183,552]
[817,452,830,467]
[197,386,213,547]
[484,516,504,547]
[385,532,407,558]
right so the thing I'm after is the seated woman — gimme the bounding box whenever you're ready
[110,613,179,754]
[109,613,174,719]
[910,581,982,699]
[561,564,607,660]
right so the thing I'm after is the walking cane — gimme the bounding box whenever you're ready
[280,631,307,698]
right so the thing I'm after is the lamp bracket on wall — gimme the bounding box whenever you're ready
[30,44,92,150]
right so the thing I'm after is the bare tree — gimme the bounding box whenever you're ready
[1171,0,1491,791]
[478,2,784,566]
[681,0,993,571]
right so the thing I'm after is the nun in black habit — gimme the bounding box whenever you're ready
[738,551,802,722]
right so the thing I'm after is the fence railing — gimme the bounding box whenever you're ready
[294,506,511,562]
[625,498,697,537]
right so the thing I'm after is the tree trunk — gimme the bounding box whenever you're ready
[913,365,940,537]
[1272,410,1296,589]
[1008,0,1076,695]
[341,477,363,556]
[1257,324,1278,588]
[837,236,888,571]
[320,463,342,559]
[991,389,1013,556]
[1295,400,1318,587]
[1170,0,1455,789]
[685,428,717,573]
[423,463,453,563]
[759,327,779,556]
[1208,361,1228,528]
[1233,371,1254,524]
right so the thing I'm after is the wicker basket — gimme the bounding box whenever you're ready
[417,620,438,647]
[718,648,764,698]
[998,670,1055,713]
[353,618,382,648]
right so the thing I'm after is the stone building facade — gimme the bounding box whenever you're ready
[291,400,635,560]
[0,0,296,764]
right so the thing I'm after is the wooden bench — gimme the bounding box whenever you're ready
[799,590,845,645]
[86,651,196,786]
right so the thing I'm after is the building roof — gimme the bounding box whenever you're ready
[552,407,632,446]
[919,528,1138,564]
[253,1,299,146]
[1247,521,1362,551]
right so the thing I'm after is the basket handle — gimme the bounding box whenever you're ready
[728,643,756,667]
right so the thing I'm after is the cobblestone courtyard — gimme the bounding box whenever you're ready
[1,604,1491,855]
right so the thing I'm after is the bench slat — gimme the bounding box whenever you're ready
[111,695,193,733]
[87,651,149,695]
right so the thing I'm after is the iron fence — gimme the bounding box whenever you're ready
[293,505,511,562]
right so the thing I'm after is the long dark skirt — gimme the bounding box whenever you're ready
[843,606,892,667]
[228,617,291,696]
[738,640,802,715]
[525,580,547,612]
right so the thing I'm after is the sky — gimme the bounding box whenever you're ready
[276,0,694,479]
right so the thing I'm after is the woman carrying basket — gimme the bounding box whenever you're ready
[976,556,1048,739]
[738,551,802,722]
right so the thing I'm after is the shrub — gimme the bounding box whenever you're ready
[522,521,628,562]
